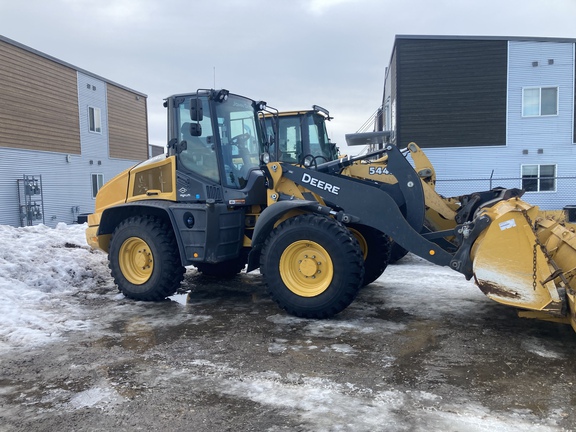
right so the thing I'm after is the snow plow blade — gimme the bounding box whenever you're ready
[471,197,576,331]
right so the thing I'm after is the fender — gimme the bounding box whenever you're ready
[97,200,187,266]
[98,200,176,236]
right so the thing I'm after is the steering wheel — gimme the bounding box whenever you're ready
[231,133,251,146]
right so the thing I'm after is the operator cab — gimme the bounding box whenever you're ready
[262,105,338,165]
[166,89,268,205]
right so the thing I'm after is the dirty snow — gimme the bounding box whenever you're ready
[66,383,127,410]
[0,223,569,431]
[0,223,112,351]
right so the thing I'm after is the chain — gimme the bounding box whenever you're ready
[522,209,546,291]
[531,242,538,290]
[522,209,570,291]
[521,210,571,318]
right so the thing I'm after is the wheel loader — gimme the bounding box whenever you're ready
[86,88,576,332]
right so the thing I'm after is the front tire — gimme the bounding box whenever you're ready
[108,216,185,301]
[260,214,364,318]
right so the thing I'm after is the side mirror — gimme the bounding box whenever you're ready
[190,123,202,137]
[190,98,203,121]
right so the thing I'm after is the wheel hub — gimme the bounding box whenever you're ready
[299,257,318,277]
[280,240,333,297]
[119,237,154,285]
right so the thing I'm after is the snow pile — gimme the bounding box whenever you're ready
[0,223,112,351]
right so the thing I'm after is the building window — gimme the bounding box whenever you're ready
[91,173,104,198]
[521,164,556,192]
[522,87,558,117]
[88,106,102,133]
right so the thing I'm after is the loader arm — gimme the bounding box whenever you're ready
[279,162,455,267]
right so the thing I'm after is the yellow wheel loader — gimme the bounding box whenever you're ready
[86,89,576,332]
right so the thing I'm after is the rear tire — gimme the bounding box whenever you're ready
[348,225,391,286]
[260,214,364,318]
[108,215,185,301]
[389,242,408,264]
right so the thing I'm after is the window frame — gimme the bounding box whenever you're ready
[521,86,559,117]
[88,106,102,133]
[521,164,557,193]
[91,173,104,198]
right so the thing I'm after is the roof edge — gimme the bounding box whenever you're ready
[395,34,576,44]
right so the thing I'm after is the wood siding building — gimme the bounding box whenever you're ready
[379,35,576,210]
[0,35,149,227]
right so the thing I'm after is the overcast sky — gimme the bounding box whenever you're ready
[1,0,575,154]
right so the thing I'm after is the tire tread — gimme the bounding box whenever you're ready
[261,214,364,318]
[109,215,184,301]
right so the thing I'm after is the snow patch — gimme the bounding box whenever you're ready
[67,385,126,410]
[218,374,557,432]
[329,343,355,354]
[521,338,565,359]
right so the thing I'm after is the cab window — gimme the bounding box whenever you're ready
[276,117,300,163]
[177,98,219,182]
[216,96,260,189]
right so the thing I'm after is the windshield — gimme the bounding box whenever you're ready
[215,95,261,188]
[264,111,337,164]
[307,112,337,161]
[175,94,262,189]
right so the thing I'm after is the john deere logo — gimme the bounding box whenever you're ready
[301,173,340,195]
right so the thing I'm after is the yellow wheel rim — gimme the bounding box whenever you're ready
[348,228,368,260]
[119,237,154,285]
[279,240,333,297]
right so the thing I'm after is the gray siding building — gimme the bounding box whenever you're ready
[0,35,149,227]
[378,35,576,210]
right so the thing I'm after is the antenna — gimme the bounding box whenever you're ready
[213,66,216,88]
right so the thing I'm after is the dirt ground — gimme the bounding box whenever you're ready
[2,260,576,432]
